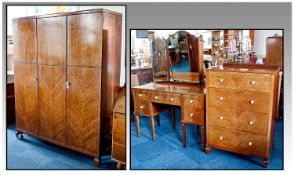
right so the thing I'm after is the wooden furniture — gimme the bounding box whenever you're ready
[112,88,126,169]
[205,63,280,168]
[13,9,122,166]
[132,82,206,150]
[131,66,153,85]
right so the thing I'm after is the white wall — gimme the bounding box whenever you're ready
[7,6,125,86]
[254,30,283,56]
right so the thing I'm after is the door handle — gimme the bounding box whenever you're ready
[65,82,70,89]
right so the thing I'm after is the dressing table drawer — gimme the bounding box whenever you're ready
[207,126,267,157]
[237,90,270,113]
[182,107,204,125]
[164,93,181,106]
[207,88,237,108]
[244,73,271,92]
[134,100,152,116]
[182,95,204,108]
[150,92,166,104]
[132,89,149,101]
[207,106,269,134]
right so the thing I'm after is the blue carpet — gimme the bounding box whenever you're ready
[172,57,190,72]
[131,108,283,169]
[7,124,117,170]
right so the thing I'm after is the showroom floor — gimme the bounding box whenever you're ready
[131,108,283,170]
[7,124,117,170]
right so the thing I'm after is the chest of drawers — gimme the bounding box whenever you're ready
[132,82,205,150]
[205,64,280,168]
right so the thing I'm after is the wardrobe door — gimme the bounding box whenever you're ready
[67,13,102,155]
[37,16,66,143]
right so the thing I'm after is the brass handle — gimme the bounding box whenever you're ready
[139,105,144,109]
[250,100,255,104]
[219,116,224,120]
[65,82,70,89]
[170,98,174,101]
[251,81,256,85]
[189,100,194,103]
[138,94,142,97]
[33,77,38,81]
[219,78,224,83]
[219,96,224,101]
[249,121,254,125]
[248,142,253,146]
[190,113,194,117]
[219,136,223,140]
[154,96,159,100]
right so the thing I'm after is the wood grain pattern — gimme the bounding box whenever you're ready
[67,13,103,67]
[67,67,101,155]
[208,71,245,89]
[207,87,237,108]
[13,19,37,63]
[237,90,270,113]
[38,65,66,143]
[37,16,66,66]
[171,72,200,82]
[14,63,38,134]
[244,73,271,92]
[266,36,283,70]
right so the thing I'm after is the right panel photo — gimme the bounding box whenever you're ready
[130,29,283,170]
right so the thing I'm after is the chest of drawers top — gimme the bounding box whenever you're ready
[132,82,204,96]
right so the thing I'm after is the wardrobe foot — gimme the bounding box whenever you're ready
[15,130,24,140]
[205,146,211,154]
[263,159,269,168]
[94,158,100,167]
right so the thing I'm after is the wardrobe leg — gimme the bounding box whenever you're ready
[15,130,24,140]
[150,116,155,140]
[263,158,269,168]
[94,157,100,167]
[182,123,186,148]
[135,114,140,137]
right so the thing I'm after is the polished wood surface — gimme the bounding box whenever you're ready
[13,19,37,63]
[14,63,38,135]
[206,64,280,167]
[266,36,283,70]
[171,72,200,82]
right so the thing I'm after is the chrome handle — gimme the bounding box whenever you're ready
[139,105,144,109]
[138,94,142,97]
[219,96,224,101]
[219,136,223,140]
[219,116,224,120]
[248,142,253,146]
[249,121,254,125]
[154,96,159,100]
[250,100,255,104]
[190,113,194,117]
[219,78,224,83]
[250,81,256,85]
[65,82,70,89]
[189,100,194,103]
[33,77,38,81]
[170,98,174,101]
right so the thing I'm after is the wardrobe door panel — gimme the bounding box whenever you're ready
[67,13,103,67]
[13,19,37,63]
[38,65,66,143]
[14,63,38,134]
[37,16,66,66]
[67,67,101,155]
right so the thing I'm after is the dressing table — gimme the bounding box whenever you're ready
[132,31,206,150]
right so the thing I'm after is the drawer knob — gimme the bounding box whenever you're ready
[219,78,224,83]
[248,142,253,146]
[189,100,194,103]
[170,98,174,101]
[219,136,223,140]
[219,96,224,101]
[139,105,144,109]
[154,96,159,100]
[249,121,254,125]
[33,77,38,81]
[250,100,255,104]
[251,81,256,85]
[190,113,194,117]
[138,94,142,97]
[219,116,224,120]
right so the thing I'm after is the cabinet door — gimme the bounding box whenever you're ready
[38,65,66,143]
[13,19,37,63]
[67,67,101,155]
[14,63,38,134]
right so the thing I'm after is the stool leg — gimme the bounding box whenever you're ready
[150,116,155,140]
[182,123,186,148]
[171,107,175,129]
[135,114,140,137]
[156,113,160,126]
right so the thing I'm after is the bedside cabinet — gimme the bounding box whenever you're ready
[205,64,280,168]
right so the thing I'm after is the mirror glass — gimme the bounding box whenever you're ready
[151,37,168,81]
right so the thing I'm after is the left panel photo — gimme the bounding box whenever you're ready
[6,5,126,170]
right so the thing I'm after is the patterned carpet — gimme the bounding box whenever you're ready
[131,108,283,169]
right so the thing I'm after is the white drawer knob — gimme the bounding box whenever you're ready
[248,142,253,146]
[249,121,254,125]
[189,100,194,103]
[251,81,256,85]
[250,100,255,104]
[154,96,158,99]
[219,136,223,140]
[219,96,224,101]
[190,113,194,117]
[170,98,174,101]
[138,94,142,97]
[219,78,224,83]
[139,105,144,109]
[219,116,224,120]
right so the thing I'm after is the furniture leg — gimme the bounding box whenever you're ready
[171,106,175,129]
[263,158,269,168]
[150,116,155,140]
[135,114,140,137]
[182,123,186,148]
[201,126,205,151]
[205,145,211,154]
[15,130,24,140]
[94,157,100,167]
[156,113,160,126]
[116,162,125,170]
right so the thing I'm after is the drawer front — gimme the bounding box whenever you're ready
[132,89,149,101]
[207,88,237,108]
[207,107,269,134]
[182,107,204,125]
[182,95,204,108]
[208,71,245,89]
[164,93,181,106]
[150,91,166,104]
[244,73,271,92]
[113,113,125,145]
[134,100,152,116]
[237,90,270,113]
[207,126,267,157]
